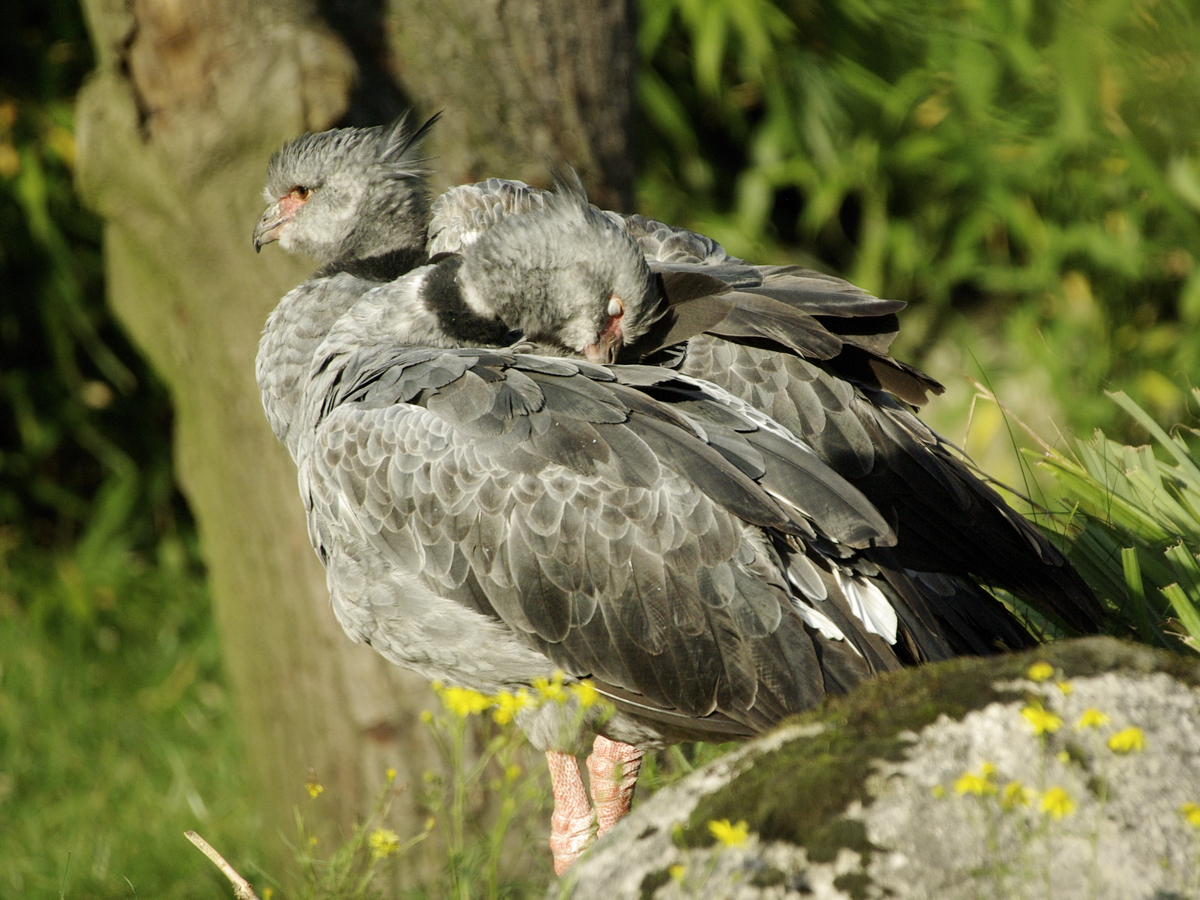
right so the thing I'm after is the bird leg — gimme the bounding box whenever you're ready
[586,735,644,838]
[546,749,595,876]
[546,738,645,875]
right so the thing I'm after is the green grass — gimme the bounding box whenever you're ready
[0,539,262,899]
[1037,390,1200,653]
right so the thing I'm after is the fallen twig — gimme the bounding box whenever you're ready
[185,831,261,900]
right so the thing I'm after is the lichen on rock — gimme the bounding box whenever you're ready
[553,637,1200,900]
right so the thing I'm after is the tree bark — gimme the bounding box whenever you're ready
[389,0,637,210]
[74,0,635,889]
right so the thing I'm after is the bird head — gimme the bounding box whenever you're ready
[459,172,661,363]
[253,112,438,265]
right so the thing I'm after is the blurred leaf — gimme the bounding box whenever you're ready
[638,0,1200,439]
[1166,155,1200,213]
[1,1,187,574]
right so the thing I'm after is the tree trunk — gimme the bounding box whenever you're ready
[74,0,635,888]
[389,0,637,211]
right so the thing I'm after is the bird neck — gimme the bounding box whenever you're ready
[420,256,520,347]
[257,271,378,460]
[343,182,431,263]
[324,246,428,282]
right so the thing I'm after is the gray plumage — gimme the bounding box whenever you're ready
[428,177,551,257]
[289,190,941,751]
[255,113,436,458]
[431,178,1102,638]
[457,178,662,361]
[254,122,1102,754]
[254,113,435,263]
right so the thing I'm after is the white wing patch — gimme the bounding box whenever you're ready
[792,600,852,649]
[836,569,898,644]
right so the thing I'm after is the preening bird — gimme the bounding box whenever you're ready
[430,176,1101,636]
[294,186,936,873]
[254,117,1103,874]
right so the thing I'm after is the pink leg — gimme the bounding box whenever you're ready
[586,735,644,838]
[546,750,595,876]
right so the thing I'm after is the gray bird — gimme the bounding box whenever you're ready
[430,177,1102,638]
[293,188,950,872]
[254,112,437,458]
[253,122,1103,872]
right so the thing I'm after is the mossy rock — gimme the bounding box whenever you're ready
[552,637,1200,900]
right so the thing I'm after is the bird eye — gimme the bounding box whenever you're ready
[292,186,311,200]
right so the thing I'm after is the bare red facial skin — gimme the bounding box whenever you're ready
[278,186,310,218]
[253,186,311,251]
[584,295,625,363]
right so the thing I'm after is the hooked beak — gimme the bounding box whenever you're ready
[583,295,625,364]
[253,202,287,252]
[252,190,309,252]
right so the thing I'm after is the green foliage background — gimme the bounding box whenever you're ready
[1,0,1198,896]
[638,0,1200,438]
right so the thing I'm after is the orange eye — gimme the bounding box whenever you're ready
[292,186,311,200]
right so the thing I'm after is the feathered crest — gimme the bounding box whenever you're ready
[547,164,588,205]
[535,165,636,251]
[264,111,439,198]
[374,110,440,180]
[469,164,643,271]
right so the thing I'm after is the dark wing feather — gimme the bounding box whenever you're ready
[615,213,735,267]
[677,339,1101,633]
[416,190,1100,648]
[303,346,909,742]
[595,213,1100,632]
[589,212,1100,631]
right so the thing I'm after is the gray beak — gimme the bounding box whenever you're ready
[253,203,287,252]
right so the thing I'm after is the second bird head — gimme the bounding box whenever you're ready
[457,172,660,364]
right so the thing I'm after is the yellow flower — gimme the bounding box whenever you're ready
[1057,681,1074,695]
[306,780,324,799]
[533,672,568,703]
[953,767,998,797]
[385,767,397,783]
[1075,708,1110,730]
[308,835,319,846]
[707,818,750,847]
[1107,727,1145,754]
[1001,781,1034,810]
[668,864,686,882]
[368,828,401,859]
[438,685,492,718]
[1040,787,1075,820]
[571,680,602,708]
[419,710,434,724]
[1026,661,1055,682]
[505,763,522,782]
[263,890,274,900]
[491,688,532,724]
[1180,802,1200,828]
[1056,750,1071,764]
[1021,704,1063,735]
